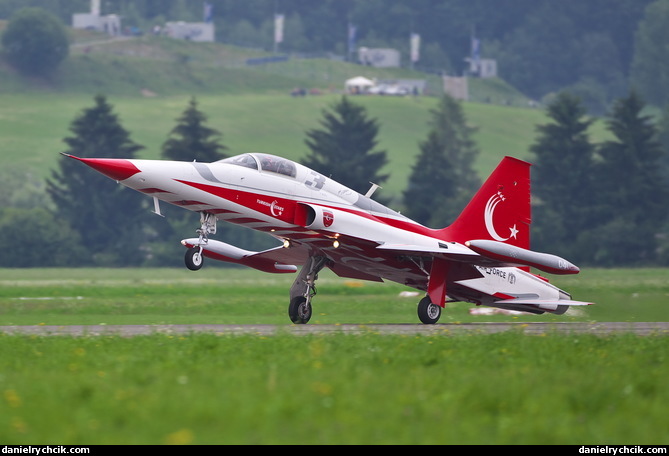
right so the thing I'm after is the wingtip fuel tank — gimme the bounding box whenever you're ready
[465,239,580,275]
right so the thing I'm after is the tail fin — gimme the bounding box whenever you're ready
[439,156,531,249]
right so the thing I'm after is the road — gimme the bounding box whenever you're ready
[0,322,667,336]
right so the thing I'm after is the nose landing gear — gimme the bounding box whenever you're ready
[184,212,217,271]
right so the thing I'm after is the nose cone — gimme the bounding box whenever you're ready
[64,154,141,181]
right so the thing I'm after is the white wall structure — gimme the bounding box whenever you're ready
[358,47,400,68]
[72,0,121,35]
[164,22,215,42]
[443,76,469,100]
[72,13,121,36]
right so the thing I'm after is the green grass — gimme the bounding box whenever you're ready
[0,267,667,326]
[0,91,613,204]
[0,332,667,444]
[0,267,667,444]
[1,32,617,202]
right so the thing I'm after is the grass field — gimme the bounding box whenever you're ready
[0,92,535,198]
[1,331,667,445]
[1,267,668,444]
[0,32,614,202]
[1,267,668,325]
[0,92,612,201]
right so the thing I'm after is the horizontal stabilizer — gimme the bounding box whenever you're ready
[181,238,298,274]
[491,298,593,315]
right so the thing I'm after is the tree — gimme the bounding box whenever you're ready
[591,91,669,265]
[403,94,480,227]
[161,97,228,162]
[47,95,150,266]
[529,91,597,262]
[632,0,669,107]
[302,96,388,195]
[494,4,581,99]
[0,208,86,267]
[1,7,69,76]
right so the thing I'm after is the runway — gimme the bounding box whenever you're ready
[0,322,667,336]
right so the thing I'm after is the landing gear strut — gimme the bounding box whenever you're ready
[288,256,327,324]
[184,212,217,271]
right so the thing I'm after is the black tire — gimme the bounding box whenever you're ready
[417,296,441,324]
[184,247,203,271]
[289,296,312,324]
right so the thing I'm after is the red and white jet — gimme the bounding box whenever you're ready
[67,152,591,324]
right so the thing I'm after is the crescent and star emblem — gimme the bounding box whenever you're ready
[270,200,284,217]
[484,191,519,241]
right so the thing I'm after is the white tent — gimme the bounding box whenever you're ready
[345,76,374,94]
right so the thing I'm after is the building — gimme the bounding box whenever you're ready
[72,0,121,36]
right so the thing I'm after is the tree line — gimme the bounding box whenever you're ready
[5,0,669,113]
[0,89,667,268]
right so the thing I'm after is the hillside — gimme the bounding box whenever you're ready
[1,29,531,104]
[0,32,611,204]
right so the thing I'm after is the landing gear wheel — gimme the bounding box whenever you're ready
[289,296,312,324]
[184,247,203,271]
[417,296,441,324]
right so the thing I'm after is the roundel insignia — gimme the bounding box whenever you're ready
[323,210,334,227]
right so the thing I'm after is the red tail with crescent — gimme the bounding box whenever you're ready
[439,156,531,249]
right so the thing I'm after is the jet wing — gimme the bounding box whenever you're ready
[248,243,310,266]
[376,243,500,266]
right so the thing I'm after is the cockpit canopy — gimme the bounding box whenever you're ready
[220,153,296,178]
[218,153,404,219]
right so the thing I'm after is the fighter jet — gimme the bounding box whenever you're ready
[67,152,591,324]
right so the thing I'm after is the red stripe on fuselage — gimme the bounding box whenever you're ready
[138,188,173,194]
[176,179,296,224]
[172,200,210,207]
[175,179,436,238]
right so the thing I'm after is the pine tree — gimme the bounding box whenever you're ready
[162,97,228,162]
[47,95,149,266]
[530,91,596,261]
[302,96,388,195]
[403,94,480,227]
[590,90,669,265]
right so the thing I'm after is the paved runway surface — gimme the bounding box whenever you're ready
[0,322,667,336]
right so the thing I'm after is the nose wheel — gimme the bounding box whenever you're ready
[184,246,203,271]
[183,212,216,271]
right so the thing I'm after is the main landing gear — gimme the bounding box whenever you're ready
[184,212,217,271]
[288,256,327,324]
[417,296,441,324]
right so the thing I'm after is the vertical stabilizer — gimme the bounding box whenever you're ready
[439,156,531,249]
